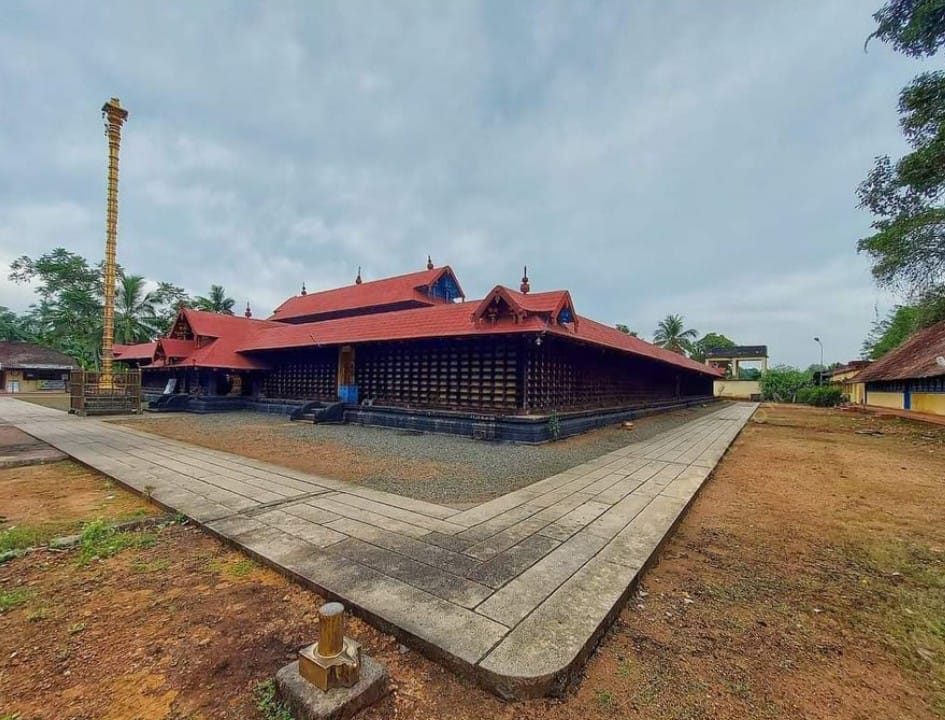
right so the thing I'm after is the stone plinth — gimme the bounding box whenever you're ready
[275,655,388,720]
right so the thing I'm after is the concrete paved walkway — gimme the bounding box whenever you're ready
[0,397,755,698]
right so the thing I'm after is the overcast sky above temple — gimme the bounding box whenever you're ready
[0,1,928,366]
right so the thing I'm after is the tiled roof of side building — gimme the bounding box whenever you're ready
[241,295,721,377]
[113,342,157,361]
[268,266,464,322]
[0,341,78,368]
[856,319,945,383]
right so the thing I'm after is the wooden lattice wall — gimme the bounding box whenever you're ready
[261,347,337,400]
[356,337,520,411]
[523,336,712,412]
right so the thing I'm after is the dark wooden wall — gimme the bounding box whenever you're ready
[254,335,712,413]
[260,347,338,400]
[355,337,520,411]
[523,335,712,412]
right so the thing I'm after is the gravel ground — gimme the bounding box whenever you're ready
[114,402,728,507]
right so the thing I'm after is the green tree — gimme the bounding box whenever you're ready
[690,332,736,363]
[0,306,30,342]
[151,282,190,333]
[858,1,945,323]
[862,304,923,358]
[615,323,639,337]
[759,366,812,403]
[9,249,104,366]
[652,314,697,355]
[7,248,195,366]
[868,0,945,56]
[194,284,235,315]
[115,273,162,344]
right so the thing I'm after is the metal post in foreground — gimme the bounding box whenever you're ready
[298,602,361,691]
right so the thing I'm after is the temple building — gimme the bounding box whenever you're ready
[115,262,720,441]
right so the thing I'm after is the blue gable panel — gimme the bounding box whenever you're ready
[429,273,462,302]
[558,306,574,324]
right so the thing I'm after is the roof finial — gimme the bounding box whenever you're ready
[520,265,530,294]
[355,266,362,285]
[427,255,434,270]
[244,301,252,318]
[300,281,307,296]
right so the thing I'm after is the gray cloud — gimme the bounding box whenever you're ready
[0,0,919,364]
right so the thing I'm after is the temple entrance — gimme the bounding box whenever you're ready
[337,345,357,403]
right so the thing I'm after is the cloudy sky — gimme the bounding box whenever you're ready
[0,1,929,366]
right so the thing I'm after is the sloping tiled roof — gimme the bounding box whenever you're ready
[181,308,282,338]
[568,316,722,376]
[113,342,157,361]
[824,360,871,378]
[0,341,77,368]
[269,266,463,322]
[242,292,720,377]
[185,337,270,371]
[157,338,195,358]
[857,320,945,382]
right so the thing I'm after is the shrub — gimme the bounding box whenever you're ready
[759,367,812,402]
[797,385,844,407]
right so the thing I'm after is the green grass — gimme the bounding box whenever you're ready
[0,587,33,612]
[253,680,294,720]
[131,558,171,573]
[0,526,44,554]
[209,557,256,578]
[26,606,49,622]
[77,519,156,565]
[850,539,945,713]
[594,689,614,707]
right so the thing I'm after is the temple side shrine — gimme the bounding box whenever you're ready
[115,262,720,441]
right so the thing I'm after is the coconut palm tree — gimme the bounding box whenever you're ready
[653,314,698,355]
[194,284,235,315]
[115,273,161,344]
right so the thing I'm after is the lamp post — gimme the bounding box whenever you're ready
[813,336,824,385]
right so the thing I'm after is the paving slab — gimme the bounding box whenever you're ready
[0,396,756,699]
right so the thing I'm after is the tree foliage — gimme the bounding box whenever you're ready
[652,314,697,355]
[194,284,235,315]
[862,304,923,358]
[759,366,813,403]
[859,1,945,333]
[615,323,638,337]
[868,0,945,57]
[690,332,736,363]
[5,248,204,367]
[0,306,29,342]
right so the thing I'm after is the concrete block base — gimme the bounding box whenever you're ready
[275,655,389,720]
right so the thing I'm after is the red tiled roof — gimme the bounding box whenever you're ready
[241,292,719,377]
[472,286,575,322]
[856,320,945,382]
[508,288,573,315]
[268,266,464,322]
[113,342,157,361]
[134,309,280,370]
[156,338,194,358]
[181,308,282,338]
[567,316,722,376]
[186,336,270,371]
